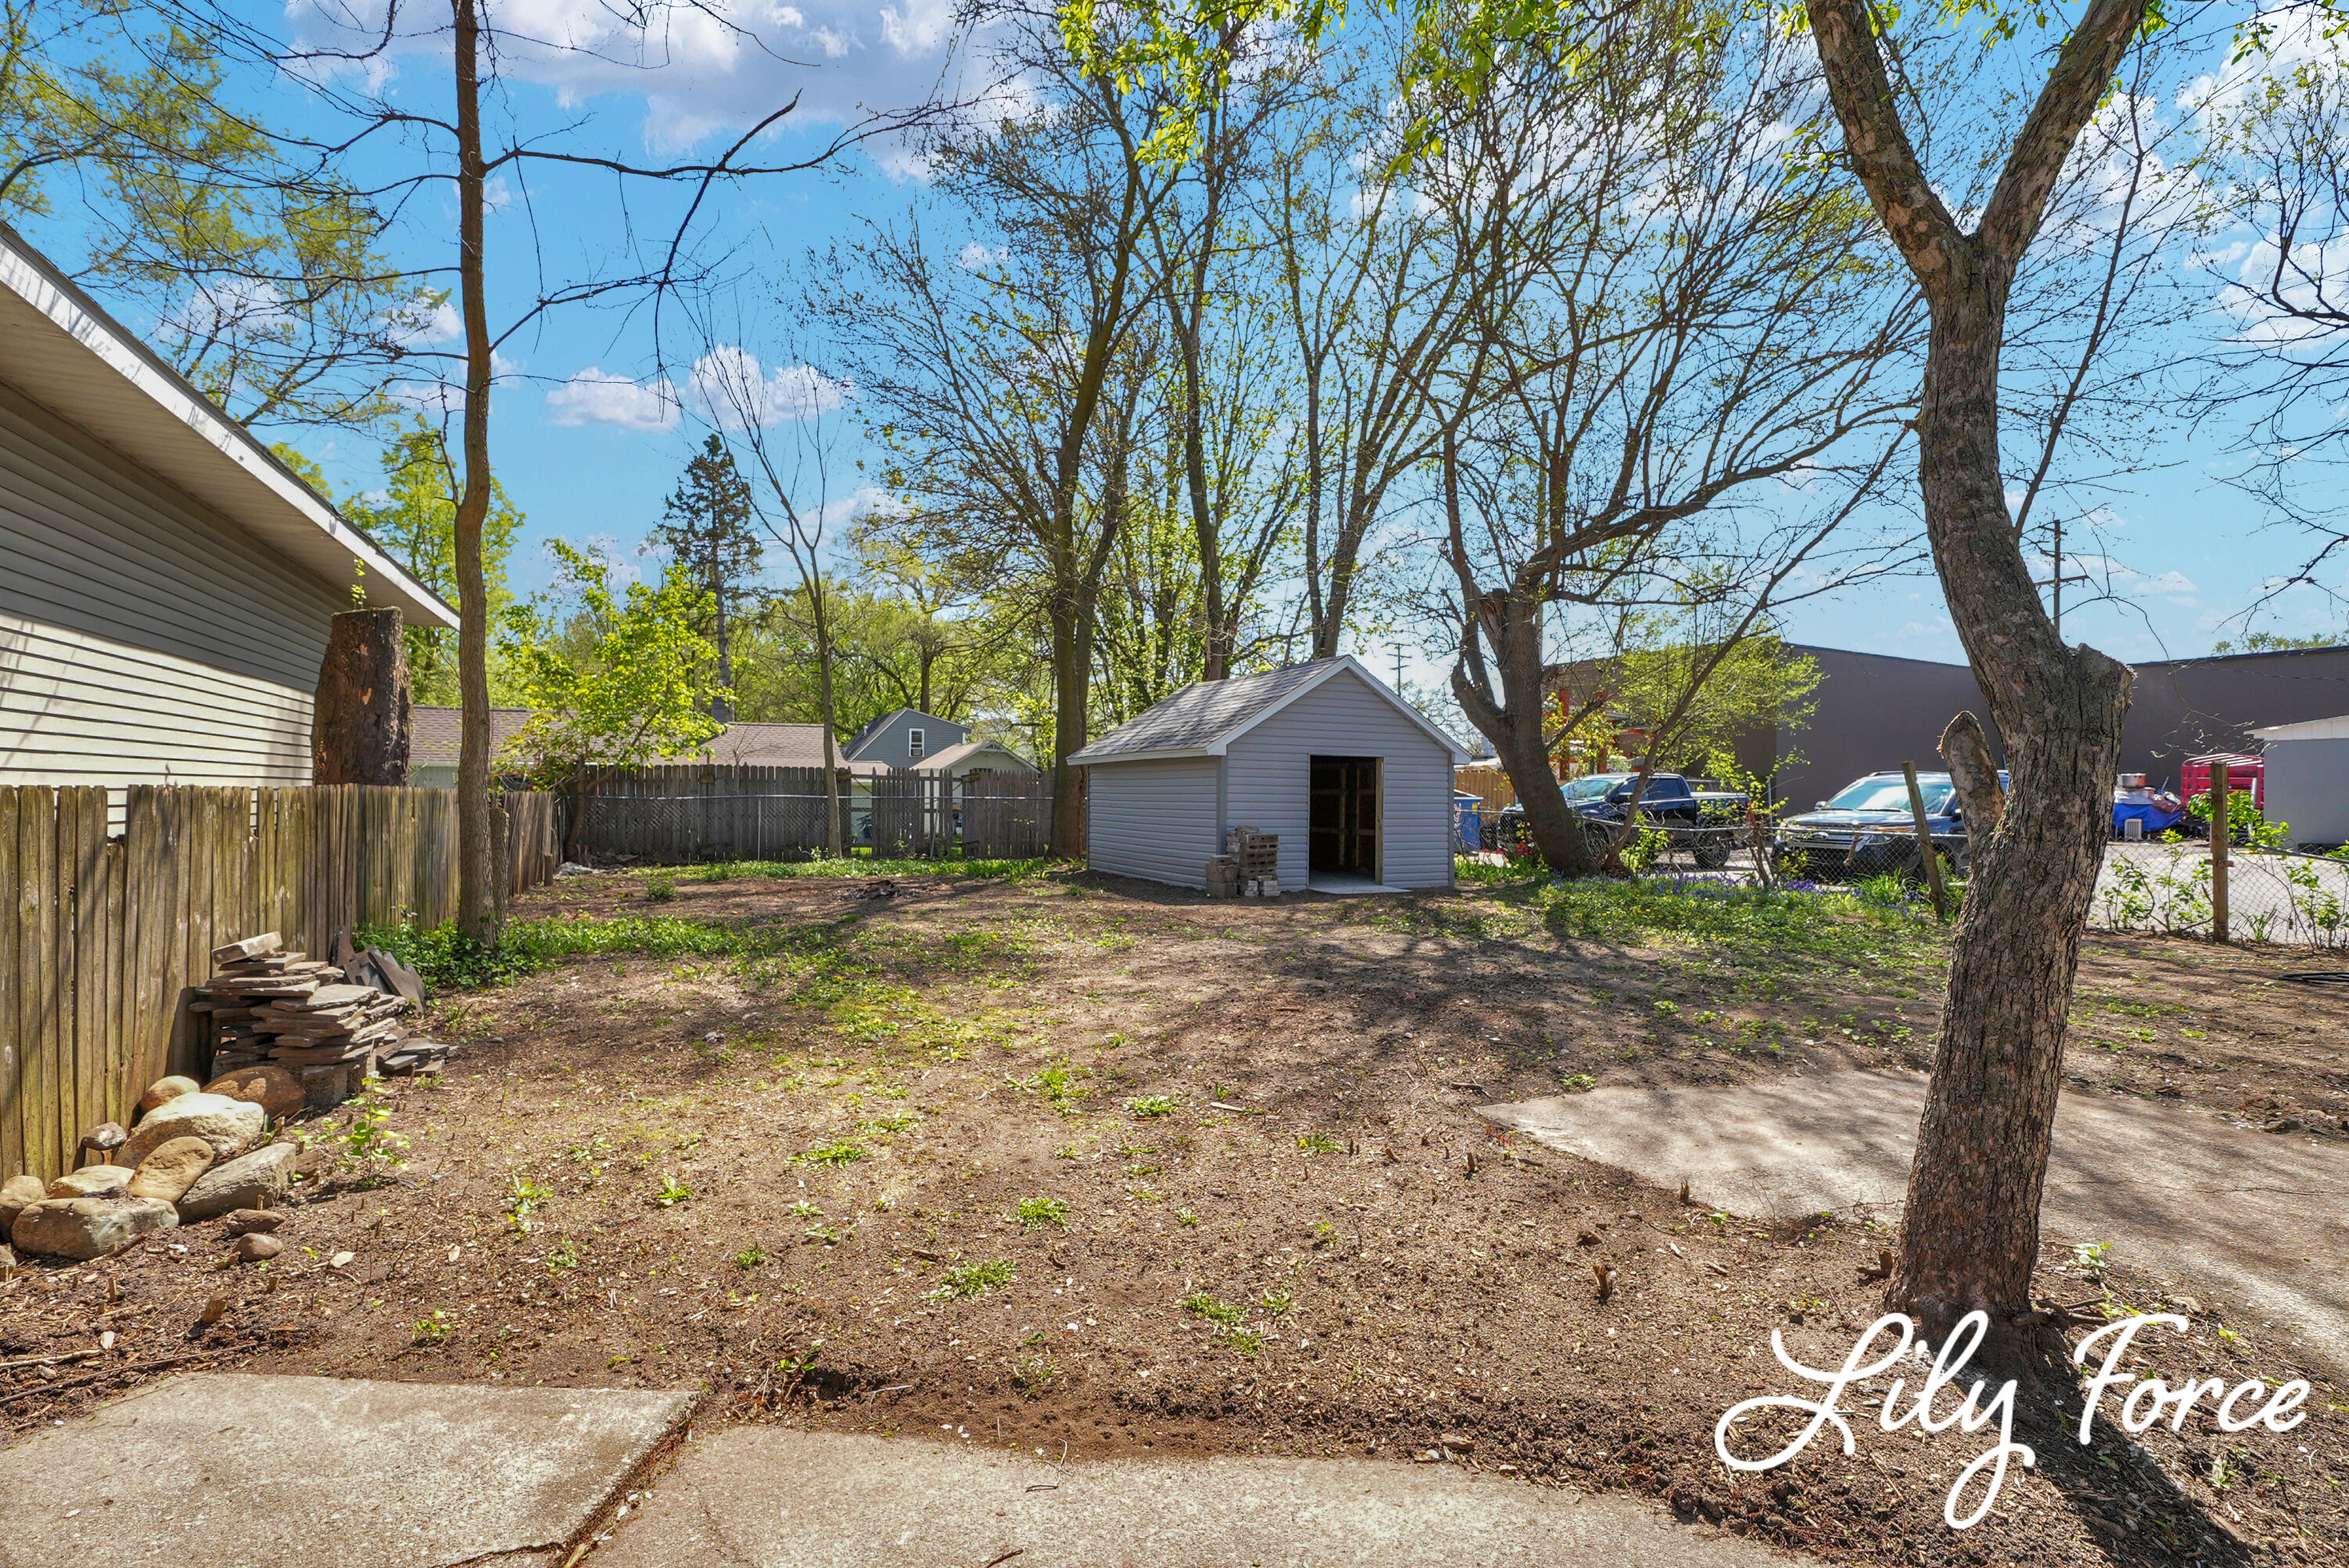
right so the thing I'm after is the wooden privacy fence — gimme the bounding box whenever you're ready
[574,764,1052,863]
[1453,766,1517,813]
[573,766,846,863]
[1,784,558,1184]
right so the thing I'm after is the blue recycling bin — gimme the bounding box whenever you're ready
[1455,795,1483,852]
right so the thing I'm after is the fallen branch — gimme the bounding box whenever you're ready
[0,1350,218,1407]
[0,1349,99,1372]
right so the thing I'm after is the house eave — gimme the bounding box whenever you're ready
[0,222,458,630]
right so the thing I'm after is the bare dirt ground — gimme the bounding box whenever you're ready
[5,866,2345,1567]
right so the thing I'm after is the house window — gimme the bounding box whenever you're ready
[908,728,926,761]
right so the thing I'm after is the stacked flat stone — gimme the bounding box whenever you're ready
[193,932,420,1077]
[257,984,409,1066]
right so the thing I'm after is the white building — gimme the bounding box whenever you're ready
[2251,714,2349,849]
[1071,657,1467,892]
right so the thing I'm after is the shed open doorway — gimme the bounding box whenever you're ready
[1308,755,1384,889]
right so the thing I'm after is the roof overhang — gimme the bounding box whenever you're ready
[2251,715,2349,742]
[1066,744,1216,766]
[0,224,457,629]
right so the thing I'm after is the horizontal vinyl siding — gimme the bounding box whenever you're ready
[1086,756,1219,889]
[0,377,336,789]
[1223,667,1456,890]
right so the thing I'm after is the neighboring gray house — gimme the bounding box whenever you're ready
[846,708,967,770]
[915,737,1036,780]
[2251,714,2349,849]
[0,223,453,793]
[1070,657,1467,892]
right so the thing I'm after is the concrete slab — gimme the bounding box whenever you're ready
[592,1428,1798,1568]
[1482,1072,2349,1371]
[0,1373,695,1568]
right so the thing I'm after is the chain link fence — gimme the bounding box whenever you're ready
[1460,802,2349,948]
[2092,842,2349,946]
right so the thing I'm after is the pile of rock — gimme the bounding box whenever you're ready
[196,931,453,1086]
[2,1073,302,1263]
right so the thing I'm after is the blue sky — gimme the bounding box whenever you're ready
[29,2,2344,677]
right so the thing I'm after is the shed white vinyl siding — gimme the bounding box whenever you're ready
[0,377,337,791]
[2262,737,2349,849]
[1223,665,1455,890]
[1086,756,1219,889]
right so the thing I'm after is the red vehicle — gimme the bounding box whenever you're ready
[2180,753,2264,813]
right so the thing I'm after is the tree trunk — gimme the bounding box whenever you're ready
[1808,0,2145,1346]
[712,583,734,723]
[312,608,412,785]
[1449,587,1604,878]
[1048,584,1086,858]
[1887,278,2134,1342]
[450,0,497,944]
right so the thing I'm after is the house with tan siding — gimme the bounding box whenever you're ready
[0,223,453,795]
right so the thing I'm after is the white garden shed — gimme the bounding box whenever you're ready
[2251,713,2349,849]
[1070,656,1468,892]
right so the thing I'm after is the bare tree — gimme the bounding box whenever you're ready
[1809,0,2152,1348]
[1429,16,1921,876]
[185,0,935,937]
[689,322,856,857]
[815,3,1179,854]
[1260,31,1478,661]
[1137,18,1309,679]
[2185,20,2349,614]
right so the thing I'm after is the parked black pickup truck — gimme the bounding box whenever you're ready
[1502,772,1752,867]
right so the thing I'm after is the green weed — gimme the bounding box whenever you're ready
[934,1259,1016,1298]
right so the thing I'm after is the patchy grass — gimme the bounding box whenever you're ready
[65,865,2320,1568]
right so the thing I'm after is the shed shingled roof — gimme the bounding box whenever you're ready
[1069,657,1467,766]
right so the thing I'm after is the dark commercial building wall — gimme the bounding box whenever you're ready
[2119,648,2349,791]
[1765,646,2000,808]
[1546,641,2349,809]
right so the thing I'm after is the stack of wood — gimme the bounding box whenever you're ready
[193,932,456,1080]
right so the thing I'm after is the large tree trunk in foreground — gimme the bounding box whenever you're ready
[451,0,498,943]
[1810,0,2142,1346]
[312,608,411,785]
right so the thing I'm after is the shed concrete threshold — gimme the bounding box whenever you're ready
[590,1427,1805,1566]
[0,1373,696,1568]
[1480,1070,2349,1374]
[1309,874,1399,894]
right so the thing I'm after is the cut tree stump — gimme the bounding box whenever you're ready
[312,608,412,786]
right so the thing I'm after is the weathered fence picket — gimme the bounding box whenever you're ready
[570,764,1052,864]
[1,784,559,1183]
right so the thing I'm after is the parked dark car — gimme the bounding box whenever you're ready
[1772,770,2001,881]
[1499,772,1752,867]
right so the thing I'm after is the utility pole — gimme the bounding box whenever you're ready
[2037,514,2092,640]
[1393,643,1406,696]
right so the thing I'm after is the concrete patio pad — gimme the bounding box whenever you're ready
[0,1373,695,1568]
[1481,1072,2349,1371]
[592,1427,1800,1568]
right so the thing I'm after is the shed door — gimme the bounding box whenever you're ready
[1309,755,1380,876]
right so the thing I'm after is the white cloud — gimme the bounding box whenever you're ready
[540,347,849,431]
[547,366,680,430]
[686,345,850,428]
[956,240,1009,271]
[2138,569,2198,596]
[284,0,970,160]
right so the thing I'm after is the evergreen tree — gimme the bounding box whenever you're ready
[651,434,761,720]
